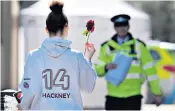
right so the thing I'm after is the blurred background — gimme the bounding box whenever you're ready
[1,0,175,110]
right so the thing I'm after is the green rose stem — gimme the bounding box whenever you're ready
[87,32,90,43]
[84,32,91,55]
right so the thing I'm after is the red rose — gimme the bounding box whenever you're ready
[86,20,95,32]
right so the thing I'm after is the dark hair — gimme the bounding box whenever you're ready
[46,1,68,34]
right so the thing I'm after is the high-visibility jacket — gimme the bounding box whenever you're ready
[95,33,161,98]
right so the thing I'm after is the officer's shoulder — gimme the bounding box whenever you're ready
[101,41,108,47]
[136,39,146,47]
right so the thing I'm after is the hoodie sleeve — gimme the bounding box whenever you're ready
[78,53,97,93]
[19,53,40,110]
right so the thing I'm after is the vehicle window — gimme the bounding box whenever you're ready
[167,50,175,56]
[167,50,175,63]
[149,50,161,61]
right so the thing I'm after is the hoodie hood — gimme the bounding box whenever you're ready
[41,37,72,58]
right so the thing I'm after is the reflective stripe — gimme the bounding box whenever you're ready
[95,60,106,65]
[147,75,158,81]
[143,62,154,70]
[132,60,140,66]
[126,74,158,81]
[135,40,141,58]
[106,46,111,55]
[126,74,140,79]
[132,64,140,67]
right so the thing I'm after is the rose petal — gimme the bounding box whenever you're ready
[90,27,95,32]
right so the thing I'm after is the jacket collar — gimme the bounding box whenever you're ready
[111,33,134,43]
[107,33,136,55]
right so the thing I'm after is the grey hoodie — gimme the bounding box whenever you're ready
[19,37,97,110]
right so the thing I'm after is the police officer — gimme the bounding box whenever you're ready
[95,14,162,110]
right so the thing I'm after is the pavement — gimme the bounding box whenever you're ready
[142,105,175,111]
[84,105,175,111]
[81,78,175,111]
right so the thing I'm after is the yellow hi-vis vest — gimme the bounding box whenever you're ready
[94,34,161,98]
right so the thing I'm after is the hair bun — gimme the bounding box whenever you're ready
[49,1,64,14]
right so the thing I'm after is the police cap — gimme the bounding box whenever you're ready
[111,14,131,27]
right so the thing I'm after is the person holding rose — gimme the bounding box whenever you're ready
[18,1,97,110]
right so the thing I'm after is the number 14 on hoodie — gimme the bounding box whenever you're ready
[42,69,70,90]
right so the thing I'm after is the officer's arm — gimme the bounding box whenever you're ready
[140,43,161,96]
[94,43,109,77]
